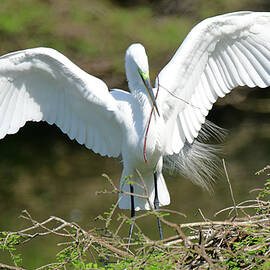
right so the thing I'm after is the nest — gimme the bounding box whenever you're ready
[0,166,269,269]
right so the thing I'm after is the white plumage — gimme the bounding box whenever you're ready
[0,11,270,210]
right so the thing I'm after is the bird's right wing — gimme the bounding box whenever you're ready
[0,47,122,157]
[157,11,270,155]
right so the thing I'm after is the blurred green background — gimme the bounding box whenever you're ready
[0,0,269,268]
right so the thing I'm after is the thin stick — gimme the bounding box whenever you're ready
[143,77,160,165]
[197,208,208,222]
[0,263,25,270]
[222,159,238,219]
[158,83,201,110]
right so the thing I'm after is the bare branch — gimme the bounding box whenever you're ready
[223,159,238,219]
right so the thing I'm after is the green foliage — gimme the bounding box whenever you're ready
[0,0,194,76]
[0,232,23,266]
[221,231,270,269]
[106,252,177,270]
[54,243,102,270]
[256,167,270,199]
[217,167,270,269]
[0,0,51,35]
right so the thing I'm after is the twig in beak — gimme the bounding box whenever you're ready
[143,77,160,165]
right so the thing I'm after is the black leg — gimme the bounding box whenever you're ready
[127,184,135,248]
[154,172,163,240]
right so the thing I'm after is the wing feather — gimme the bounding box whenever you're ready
[234,42,265,87]
[77,120,86,145]
[0,86,13,138]
[68,110,77,140]
[215,52,234,89]
[0,48,122,157]
[56,85,65,128]
[171,120,181,153]
[10,84,24,133]
[172,116,185,153]
[62,88,70,133]
[2,86,17,136]
[86,127,93,149]
[158,11,270,155]
[242,39,270,82]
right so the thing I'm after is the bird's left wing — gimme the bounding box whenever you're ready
[0,47,122,157]
[157,11,270,155]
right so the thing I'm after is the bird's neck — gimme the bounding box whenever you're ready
[125,60,154,109]
[126,73,153,109]
[126,70,144,93]
[129,82,147,96]
[131,85,156,118]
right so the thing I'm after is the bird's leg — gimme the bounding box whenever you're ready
[154,172,163,240]
[127,184,135,248]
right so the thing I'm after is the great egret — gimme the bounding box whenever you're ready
[0,11,270,234]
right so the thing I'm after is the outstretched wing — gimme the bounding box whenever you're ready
[157,11,270,155]
[0,47,122,157]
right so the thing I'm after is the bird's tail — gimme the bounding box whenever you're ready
[164,120,227,192]
[118,170,170,210]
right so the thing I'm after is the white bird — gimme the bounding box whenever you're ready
[0,11,270,216]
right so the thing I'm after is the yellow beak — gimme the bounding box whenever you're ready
[138,70,160,117]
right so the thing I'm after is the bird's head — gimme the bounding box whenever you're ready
[125,43,160,116]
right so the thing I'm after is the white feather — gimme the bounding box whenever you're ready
[0,47,122,157]
[158,11,270,189]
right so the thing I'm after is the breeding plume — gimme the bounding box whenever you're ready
[0,12,270,213]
